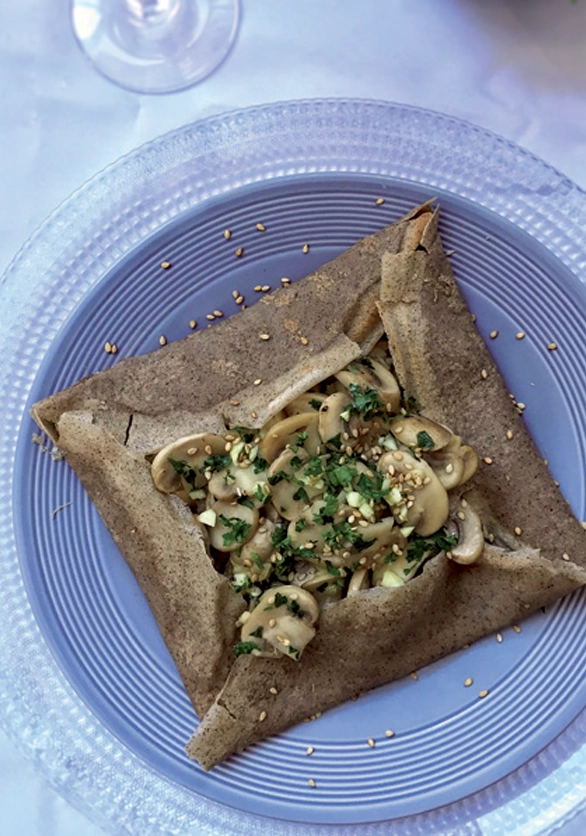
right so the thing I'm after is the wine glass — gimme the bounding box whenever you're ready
[71,0,240,94]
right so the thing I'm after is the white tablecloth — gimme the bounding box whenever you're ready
[2,1,586,832]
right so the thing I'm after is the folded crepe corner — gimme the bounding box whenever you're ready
[31,201,586,771]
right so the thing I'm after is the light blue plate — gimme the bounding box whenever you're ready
[2,100,586,834]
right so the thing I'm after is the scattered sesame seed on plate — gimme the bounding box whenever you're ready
[490,330,499,339]
[160,261,171,269]
[206,314,215,321]
[254,285,262,292]
[306,746,315,756]
[223,229,231,239]
[302,243,310,253]
[479,689,489,699]
[234,247,244,257]
[256,222,266,231]
[410,672,418,680]
[513,624,522,633]
[375,197,385,205]
[367,738,376,748]
[384,729,395,738]
[281,277,291,284]
[464,677,473,687]
[261,284,270,292]
[308,778,317,788]
[189,320,197,329]
[547,342,558,351]
[159,335,167,346]
[235,295,244,305]
[496,632,503,643]
[104,341,112,353]
[516,331,526,340]
[110,344,118,354]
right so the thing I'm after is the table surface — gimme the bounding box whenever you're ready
[2,1,586,833]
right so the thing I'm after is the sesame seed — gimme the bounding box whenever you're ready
[231,289,239,299]
[483,457,493,464]
[254,285,262,291]
[517,403,526,411]
[306,746,314,756]
[235,247,244,257]
[251,411,258,419]
[268,618,276,628]
[223,229,232,240]
[385,729,395,738]
[464,677,473,687]
[479,689,489,698]
[367,738,376,748]
[259,710,267,722]
[159,335,167,346]
[160,260,171,269]
[471,314,476,322]
[581,522,586,531]
[110,344,118,354]
[189,320,197,329]
[481,369,488,379]
[562,552,571,561]
[253,378,262,386]
[104,341,112,353]
[513,625,522,633]
[514,526,522,536]
[204,444,212,455]
[229,399,239,406]
[548,342,558,351]
[506,430,513,440]
[308,778,316,788]
[206,314,215,321]
[261,284,270,292]
[410,672,419,680]
[235,295,244,305]
[516,331,526,340]
[269,686,278,695]
[259,333,270,341]
[496,632,503,642]
[375,197,385,205]
[213,310,223,318]
[300,336,309,345]
[256,222,266,232]
[490,330,499,339]
[457,510,466,521]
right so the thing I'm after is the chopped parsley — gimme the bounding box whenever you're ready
[202,453,232,473]
[168,457,199,489]
[219,514,252,546]
[234,640,261,657]
[249,625,264,638]
[416,430,435,450]
[407,529,457,562]
[347,383,384,421]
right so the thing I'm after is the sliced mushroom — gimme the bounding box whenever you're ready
[268,448,324,521]
[335,357,401,413]
[426,444,478,490]
[378,449,449,536]
[287,497,336,553]
[293,565,346,609]
[240,585,320,659]
[388,415,453,452]
[207,469,238,501]
[204,499,259,553]
[347,566,371,595]
[317,391,351,444]
[445,498,485,564]
[229,518,275,582]
[343,515,400,561]
[151,432,227,494]
[259,412,321,462]
[284,392,325,416]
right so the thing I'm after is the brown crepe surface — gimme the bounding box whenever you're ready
[31,203,586,770]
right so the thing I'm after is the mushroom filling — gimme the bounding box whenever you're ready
[150,343,484,660]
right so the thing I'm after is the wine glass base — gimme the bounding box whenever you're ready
[71,0,240,94]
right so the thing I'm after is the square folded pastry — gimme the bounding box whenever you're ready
[32,202,586,770]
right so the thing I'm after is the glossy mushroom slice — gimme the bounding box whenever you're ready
[388,414,453,452]
[445,497,485,564]
[335,357,402,413]
[240,585,320,660]
[284,392,325,416]
[259,412,321,463]
[425,443,479,490]
[378,449,449,536]
[203,499,259,553]
[151,432,227,495]
[268,448,326,521]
